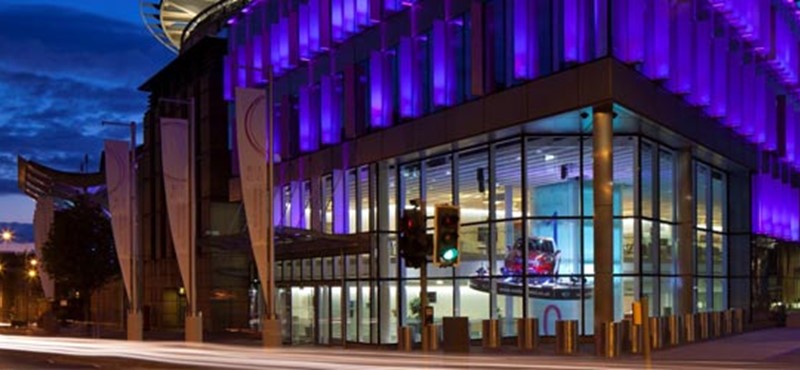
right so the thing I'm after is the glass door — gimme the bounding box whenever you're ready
[331,286,343,344]
[291,287,315,344]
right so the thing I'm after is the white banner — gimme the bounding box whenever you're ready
[160,118,193,305]
[33,196,55,300]
[235,87,270,298]
[104,140,133,302]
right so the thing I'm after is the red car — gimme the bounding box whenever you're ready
[502,237,560,284]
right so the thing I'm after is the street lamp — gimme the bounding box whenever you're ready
[1,229,13,243]
[102,120,142,341]
[26,267,37,326]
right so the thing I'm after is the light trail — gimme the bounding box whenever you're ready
[0,334,773,370]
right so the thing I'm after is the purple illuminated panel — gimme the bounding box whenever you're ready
[753,172,800,241]
[291,181,303,228]
[344,0,356,34]
[299,4,310,59]
[774,11,799,85]
[252,35,264,82]
[708,24,727,118]
[320,0,331,49]
[333,169,347,233]
[280,17,290,69]
[611,0,644,63]
[223,56,233,101]
[270,22,281,73]
[643,0,669,80]
[299,86,321,152]
[666,0,692,94]
[787,101,797,164]
[432,20,450,107]
[725,43,743,128]
[320,75,342,144]
[356,0,370,26]
[739,59,756,137]
[399,37,421,118]
[369,51,393,128]
[236,46,247,88]
[764,79,776,150]
[513,0,538,79]
[384,0,400,12]
[332,0,344,41]
[688,5,711,107]
[309,0,321,52]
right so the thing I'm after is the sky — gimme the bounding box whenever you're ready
[0,0,174,223]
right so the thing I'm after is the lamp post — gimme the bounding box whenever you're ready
[102,120,142,341]
[26,258,37,326]
[158,97,201,342]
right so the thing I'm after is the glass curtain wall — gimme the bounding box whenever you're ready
[276,134,737,344]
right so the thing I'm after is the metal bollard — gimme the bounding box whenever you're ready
[667,315,681,346]
[683,313,696,343]
[398,326,412,351]
[697,312,709,340]
[516,318,539,351]
[649,317,663,350]
[722,310,733,336]
[555,320,579,355]
[482,319,501,349]
[596,322,621,358]
[733,308,744,333]
[630,323,643,354]
[422,324,439,351]
[711,311,722,338]
[618,319,632,353]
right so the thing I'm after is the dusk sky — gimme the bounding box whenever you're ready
[0,0,173,223]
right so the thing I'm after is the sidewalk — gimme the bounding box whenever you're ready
[652,327,800,364]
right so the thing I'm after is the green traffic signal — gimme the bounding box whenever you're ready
[441,247,458,262]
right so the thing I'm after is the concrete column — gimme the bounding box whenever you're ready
[677,148,694,315]
[592,105,614,337]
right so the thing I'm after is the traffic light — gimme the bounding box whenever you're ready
[434,204,460,267]
[399,208,427,268]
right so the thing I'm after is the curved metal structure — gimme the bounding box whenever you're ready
[139,0,222,53]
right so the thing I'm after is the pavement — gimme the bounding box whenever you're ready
[0,326,798,369]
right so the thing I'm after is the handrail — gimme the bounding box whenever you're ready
[180,0,253,52]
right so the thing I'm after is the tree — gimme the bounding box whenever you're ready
[41,195,119,329]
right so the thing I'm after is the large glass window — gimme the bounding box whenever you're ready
[322,175,333,233]
[527,137,582,218]
[348,169,357,233]
[494,141,522,220]
[458,148,489,224]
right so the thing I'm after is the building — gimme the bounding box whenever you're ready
[134,0,800,345]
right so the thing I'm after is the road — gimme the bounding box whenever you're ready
[0,328,797,369]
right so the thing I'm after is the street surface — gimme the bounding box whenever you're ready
[0,328,797,369]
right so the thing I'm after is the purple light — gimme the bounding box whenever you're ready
[279,17,290,69]
[725,44,743,128]
[299,4,310,59]
[299,86,320,152]
[384,0,400,12]
[332,0,344,41]
[688,6,711,107]
[356,0,370,26]
[562,0,579,62]
[513,0,538,79]
[333,169,346,233]
[666,0,692,94]
[309,0,321,52]
[611,0,645,63]
[270,22,281,74]
[643,0,669,79]
[344,0,356,34]
[432,20,449,106]
[320,0,331,49]
[787,101,797,164]
[398,37,420,118]
[369,51,392,128]
[708,26,727,118]
[252,35,263,81]
[320,75,342,144]
[223,56,233,101]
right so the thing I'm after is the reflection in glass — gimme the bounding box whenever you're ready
[614,137,635,217]
[348,170,357,233]
[660,223,675,274]
[425,155,453,227]
[696,164,709,229]
[322,175,333,233]
[494,141,522,220]
[659,150,675,222]
[527,137,582,217]
[458,148,489,224]
[712,171,725,232]
[641,141,654,218]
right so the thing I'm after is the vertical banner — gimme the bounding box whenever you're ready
[235,87,270,300]
[33,196,55,300]
[160,118,193,305]
[104,140,133,302]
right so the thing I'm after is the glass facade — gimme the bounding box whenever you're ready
[275,120,743,344]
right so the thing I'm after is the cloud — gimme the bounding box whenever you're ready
[0,4,173,199]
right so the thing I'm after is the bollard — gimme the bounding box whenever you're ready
[697,312,709,340]
[482,319,501,349]
[618,319,632,353]
[733,308,744,333]
[630,323,643,354]
[667,315,681,346]
[422,324,439,352]
[398,326,412,351]
[596,322,621,358]
[722,310,733,336]
[649,317,663,350]
[683,313,695,343]
[555,320,579,355]
[711,311,722,338]
[516,318,539,351]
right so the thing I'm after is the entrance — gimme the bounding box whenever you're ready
[290,287,315,344]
